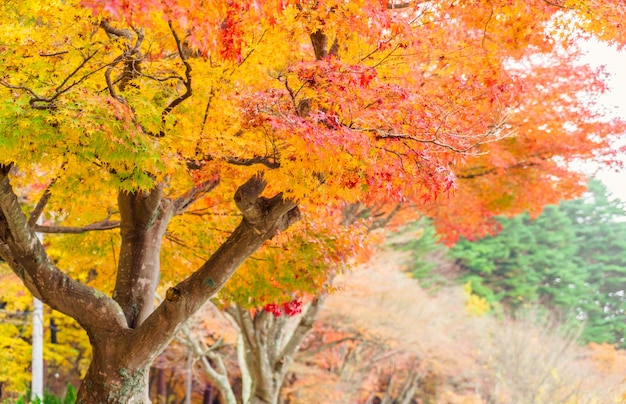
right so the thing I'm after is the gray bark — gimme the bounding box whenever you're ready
[226,297,325,404]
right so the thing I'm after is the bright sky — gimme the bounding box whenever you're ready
[579,41,626,202]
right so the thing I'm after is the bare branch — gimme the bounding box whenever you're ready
[298,335,363,358]
[172,176,221,215]
[226,306,258,353]
[0,80,40,99]
[387,1,412,9]
[157,22,193,137]
[375,131,486,154]
[275,296,326,372]
[226,156,280,169]
[28,186,54,228]
[39,50,69,57]
[100,20,135,39]
[27,164,67,227]
[178,320,237,404]
[34,219,121,234]
[542,0,575,9]
[102,23,144,103]
[369,203,403,231]
[457,159,542,179]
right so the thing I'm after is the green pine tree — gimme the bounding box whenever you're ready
[449,179,626,347]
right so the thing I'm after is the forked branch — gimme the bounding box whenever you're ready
[128,174,300,369]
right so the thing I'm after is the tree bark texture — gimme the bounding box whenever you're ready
[0,166,300,402]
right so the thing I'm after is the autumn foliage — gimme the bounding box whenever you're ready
[1,0,626,400]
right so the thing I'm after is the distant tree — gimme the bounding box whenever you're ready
[450,179,626,347]
[388,218,447,289]
[561,180,626,346]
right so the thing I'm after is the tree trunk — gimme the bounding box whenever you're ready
[227,297,325,404]
[77,339,150,403]
[203,385,215,404]
[250,374,280,404]
[0,167,300,403]
[156,367,167,404]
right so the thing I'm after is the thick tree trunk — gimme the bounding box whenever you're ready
[250,374,280,404]
[77,338,150,403]
[114,185,170,328]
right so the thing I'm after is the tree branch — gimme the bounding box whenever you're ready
[33,219,121,234]
[28,184,54,228]
[1,51,101,110]
[457,160,542,179]
[226,305,258,354]
[128,175,300,368]
[0,165,128,332]
[100,20,135,39]
[226,156,280,169]
[234,174,300,233]
[102,22,144,103]
[275,296,325,373]
[309,31,327,59]
[156,22,193,137]
[178,321,237,404]
[172,176,221,215]
[387,1,412,8]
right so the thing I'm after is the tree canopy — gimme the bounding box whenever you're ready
[1,0,626,400]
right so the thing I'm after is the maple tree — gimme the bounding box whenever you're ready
[1,0,626,401]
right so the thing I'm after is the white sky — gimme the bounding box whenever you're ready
[579,41,626,202]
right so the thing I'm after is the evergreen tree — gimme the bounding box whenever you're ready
[449,180,626,347]
[560,180,626,345]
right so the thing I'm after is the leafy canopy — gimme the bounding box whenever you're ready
[2,0,626,398]
[1,0,625,310]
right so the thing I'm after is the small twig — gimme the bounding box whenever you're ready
[39,50,69,57]
[200,88,215,135]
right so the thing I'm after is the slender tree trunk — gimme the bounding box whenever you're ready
[31,223,45,400]
[203,385,215,404]
[185,352,193,404]
[31,297,44,401]
[227,297,325,404]
[156,368,167,404]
